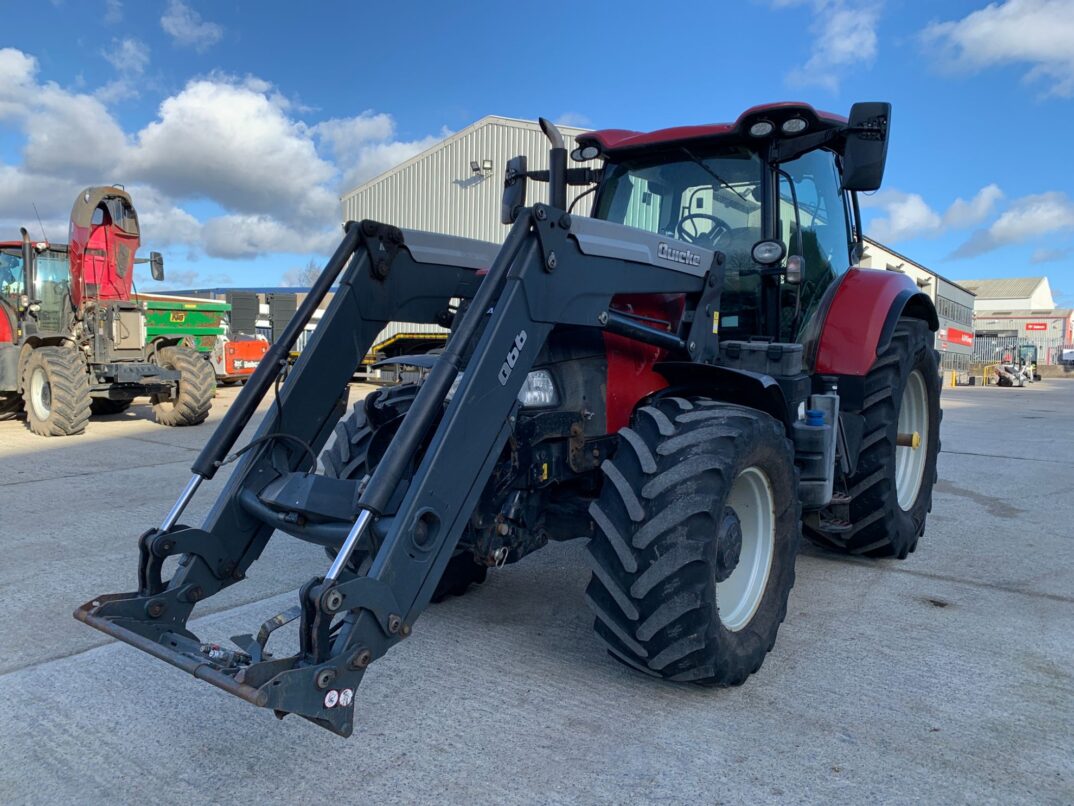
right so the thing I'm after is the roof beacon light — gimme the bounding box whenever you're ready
[781,117,808,134]
[749,120,774,138]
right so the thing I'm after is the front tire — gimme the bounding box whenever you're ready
[21,346,92,437]
[804,318,941,558]
[587,398,800,686]
[150,347,215,427]
[321,383,487,602]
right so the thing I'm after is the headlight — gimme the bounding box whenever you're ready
[445,369,559,408]
[781,117,808,134]
[751,239,786,265]
[748,120,774,137]
[517,370,558,408]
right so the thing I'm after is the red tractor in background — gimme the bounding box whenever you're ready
[0,187,215,436]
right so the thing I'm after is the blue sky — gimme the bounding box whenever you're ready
[1,0,1072,303]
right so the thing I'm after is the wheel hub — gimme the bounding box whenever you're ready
[715,506,743,583]
[30,367,51,418]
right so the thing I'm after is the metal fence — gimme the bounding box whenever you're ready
[973,334,1066,365]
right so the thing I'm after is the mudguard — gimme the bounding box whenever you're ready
[654,362,792,431]
[810,268,937,377]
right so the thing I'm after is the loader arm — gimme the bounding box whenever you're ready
[76,206,715,736]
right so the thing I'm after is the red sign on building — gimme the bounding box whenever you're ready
[946,326,974,346]
[1025,322,1048,331]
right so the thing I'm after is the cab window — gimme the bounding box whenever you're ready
[0,252,24,296]
[779,149,854,334]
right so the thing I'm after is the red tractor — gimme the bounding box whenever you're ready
[0,187,214,435]
[78,102,941,735]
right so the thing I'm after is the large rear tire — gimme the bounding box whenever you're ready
[320,382,487,602]
[804,318,941,558]
[587,398,800,685]
[21,346,92,437]
[150,346,215,427]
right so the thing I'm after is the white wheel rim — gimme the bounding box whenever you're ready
[896,369,929,511]
[717,466,775,632]
[30,366,51,418]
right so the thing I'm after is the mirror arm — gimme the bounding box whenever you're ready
[770,129,839,164]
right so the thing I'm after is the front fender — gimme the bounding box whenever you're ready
[811,268,937,377]
[653,362,792,432]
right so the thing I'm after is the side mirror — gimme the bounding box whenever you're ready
[501,155,528,225]
[149,251,164,282]
[842,102,891,192]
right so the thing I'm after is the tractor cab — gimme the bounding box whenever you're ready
[577,103,889,346]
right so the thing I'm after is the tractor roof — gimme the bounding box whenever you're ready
[577,102,847,157]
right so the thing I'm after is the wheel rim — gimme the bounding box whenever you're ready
[896,369,929,511]
[30,366,51,418]
[717,466,775,632]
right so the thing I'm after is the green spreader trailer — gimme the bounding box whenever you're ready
[133,292,229,354]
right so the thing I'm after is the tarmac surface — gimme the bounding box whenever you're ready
[0,380,1071,804]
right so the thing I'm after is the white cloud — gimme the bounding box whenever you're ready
[862,184,1002,242]
[104,0,123,24]
[0,47,449,268]
[1030,246,1070,263]
[160,0,223,52]
[921,0,1074,98]
[780,0,882,91]
[124,184,203,247]
[315,113,447,191]
[127,77,338,223]
[952,192,1074,257]
[101,38,148,75]
[0,50,127,180]
[862,191,940,242]
[201,214,339,260]
[943,184,1005,229]
[97,37,150,103]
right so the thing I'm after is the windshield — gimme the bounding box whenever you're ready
[595,147,765,336]
[595,147,762,247]
[34,251,70,333]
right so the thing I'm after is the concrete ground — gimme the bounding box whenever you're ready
[0,380,1070,805]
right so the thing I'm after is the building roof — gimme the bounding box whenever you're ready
[973,308,1071,318]
[956,277,1046,299]
[861,237,974,295]
[340,115,591,200]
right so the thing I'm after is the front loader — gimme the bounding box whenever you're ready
[77,102,941,736]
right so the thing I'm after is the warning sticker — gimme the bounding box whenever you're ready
[712,311,720,334]
[338,688,354,707]
[324,690,339,709]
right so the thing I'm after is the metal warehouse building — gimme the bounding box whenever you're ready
[341,116,596,243]
[958,276,1073,365]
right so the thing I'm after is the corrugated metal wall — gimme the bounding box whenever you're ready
[341,117,599,244]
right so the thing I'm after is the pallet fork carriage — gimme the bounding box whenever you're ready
[77,104,942,736]
[77,208,727,734]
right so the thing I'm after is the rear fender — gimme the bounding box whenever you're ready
[653,361,792,432]
[811,268,937,377]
